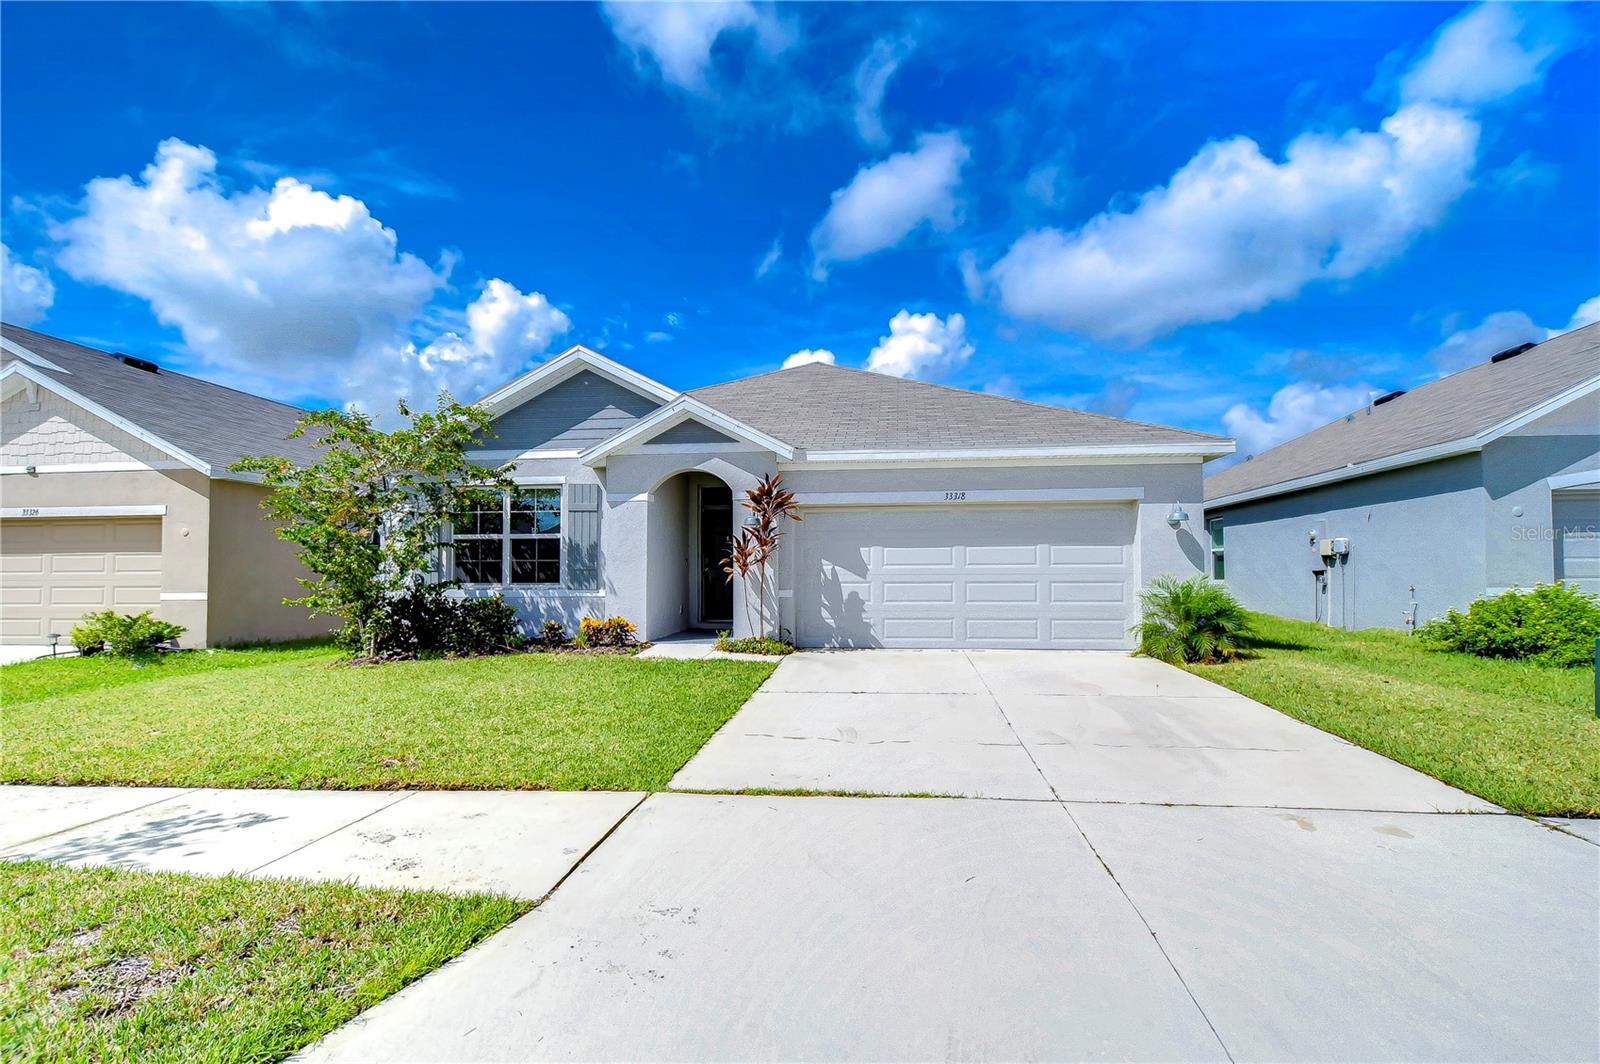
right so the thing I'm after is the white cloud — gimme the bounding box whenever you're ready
[405,279,571,403]
[989,3,1576,343]
[600,0,786,93]
[1429,309,1549,374]
[1,242,55,325]
[1400,2,1573,108]
[852,37,911,147]
[810,132,969,280]
[50,138,569,419]
[956,249,985,302]
[991,102,1479,343]
[865,309,973,379]
[781,348,835,368]
[755,235,782,278]
[1223,380,1375,457]
[1567,296,1600,331]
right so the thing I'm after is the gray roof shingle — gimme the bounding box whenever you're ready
[689,361,1231,453]
[2,323,322,471]
[1205,322,1600,503]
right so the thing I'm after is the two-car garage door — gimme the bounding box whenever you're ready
[795,504,1136,650]
[0,519,163,644]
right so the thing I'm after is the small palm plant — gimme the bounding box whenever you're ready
[1133,575,1251,664]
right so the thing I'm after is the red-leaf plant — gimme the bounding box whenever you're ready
[721,473,802,639]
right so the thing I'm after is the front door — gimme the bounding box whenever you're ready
[699,486,734,626]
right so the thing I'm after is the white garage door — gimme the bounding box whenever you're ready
[795,504,1136,650]
[1554,493,1599,596]
[0,518,164,644]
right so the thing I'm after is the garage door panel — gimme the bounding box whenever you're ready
[1554,494,1599,596]
[967,544,1039,567]
[882,545,953,567]
[966,617,1040,641]
[883,581,953,603]
[798,504,1136,650]
[966,581,1041,604]
[1050,544,1126,566]
[1050,580,1125,604]
[1,518,165,645]
[882,617,956,640]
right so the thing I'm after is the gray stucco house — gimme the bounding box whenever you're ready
[1204,323,1600,631]
[458,345,1233,649]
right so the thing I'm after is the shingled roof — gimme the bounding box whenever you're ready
[1,323,322,472]
[689,361,1231,454]
[1205,322,1600,504]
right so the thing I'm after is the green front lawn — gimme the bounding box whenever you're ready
[1187,613,1599,816]
[2,647,775,790]
[0,860,526,1064]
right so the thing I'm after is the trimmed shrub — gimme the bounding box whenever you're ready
[714,634,795,656]
[1416,584,1600,668]
[1133,575,1251,664]
[579,616,638,648]
[338,584,524,659]
[452,596,523,656]
[69,610,186,657]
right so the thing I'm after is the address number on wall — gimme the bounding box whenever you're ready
[943,491,966,501]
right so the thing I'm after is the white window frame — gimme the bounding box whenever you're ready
[451,484,564,588]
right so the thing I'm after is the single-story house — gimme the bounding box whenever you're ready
[459,345,1233,649]
[1204,322,1600,631]
[0,324,328,648]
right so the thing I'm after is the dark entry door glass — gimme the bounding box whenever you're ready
[700,486,734,625]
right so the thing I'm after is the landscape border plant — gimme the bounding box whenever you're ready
[69,610,186,658]
[1416,583,1600,668]
[721,474,801,639]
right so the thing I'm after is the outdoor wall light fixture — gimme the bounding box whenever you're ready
[1166,503,1189,529]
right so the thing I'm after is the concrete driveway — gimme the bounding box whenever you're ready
[302,792,1597,1063]
[670,650,1494,811]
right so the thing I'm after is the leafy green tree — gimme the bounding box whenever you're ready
[233,396,512,658]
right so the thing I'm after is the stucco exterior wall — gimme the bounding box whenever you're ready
[204,480,331,645]
[0,468,214,645]
[1483,401,1600,594]
[1209,454,1489,629]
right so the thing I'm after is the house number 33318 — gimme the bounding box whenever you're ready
[943,491,967,501]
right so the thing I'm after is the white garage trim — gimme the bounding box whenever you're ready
[796,487,1145,507]
[160,592,208,601]
[1549,469,1600,491]
[2,505,167,519]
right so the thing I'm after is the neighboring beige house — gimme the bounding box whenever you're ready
[0,323,328,648]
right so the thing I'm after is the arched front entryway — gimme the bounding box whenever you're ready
[645,469,741,639]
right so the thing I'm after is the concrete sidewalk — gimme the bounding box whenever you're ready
[0,785,642,898]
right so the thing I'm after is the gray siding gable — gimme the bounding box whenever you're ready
[482,370,663,451]
[648,420,737,445]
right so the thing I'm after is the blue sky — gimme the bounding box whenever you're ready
[2,1,1595,458]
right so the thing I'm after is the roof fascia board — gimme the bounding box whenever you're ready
[793,442,1234,464]
[475,345,679,416]
[1207,437,1480,510]
[581,397,797,465]
[0,362,212,475]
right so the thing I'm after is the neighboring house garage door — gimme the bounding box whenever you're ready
[795,504,1136,650]
[1554,493,1599,597]
[0,518,163,644]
